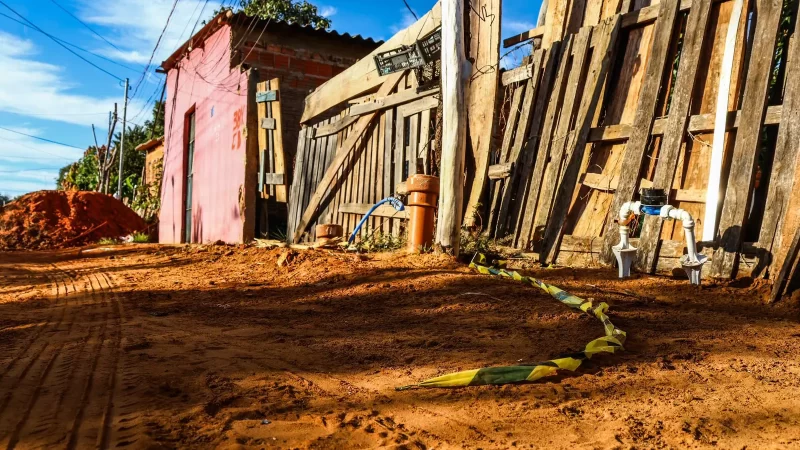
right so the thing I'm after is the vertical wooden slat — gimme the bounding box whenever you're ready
[599,0,680,264]
[419,108,431,174]
[270,78,287,202]
[532,26,594,249]
[393,104,405,237]
[265,79,276,199]
[486,81,526,231]
[516,37,573,249]
[635,0,714,273]
[256,80,268,196]
[408,113,420,177]
[709,0,784,278]
[542,14,623,264]
[759,30,800,276]
[496,49,546,236]
[287,127,308,241]
[383,109,395,232]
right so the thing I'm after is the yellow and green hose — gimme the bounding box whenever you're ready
[397,254,627,390]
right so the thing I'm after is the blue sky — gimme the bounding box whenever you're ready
[0,0,541,198]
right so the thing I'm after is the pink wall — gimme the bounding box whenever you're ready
[160,25,251,244]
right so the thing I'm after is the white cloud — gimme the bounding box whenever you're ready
[0,126,82,195]
[319,5,338,17]
[0,32,146,127]
[79,0,224,67]
[390,10,417,35]
[504,20,536,37]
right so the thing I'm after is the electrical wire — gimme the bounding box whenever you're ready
[130,0,179,101]
[0,1,124,82]
[45,0,122,52]
[0,126,84,150]
[0,11,140,74]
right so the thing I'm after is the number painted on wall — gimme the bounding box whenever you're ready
[232,107,245,150]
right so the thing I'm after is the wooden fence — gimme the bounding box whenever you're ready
[489,0,798,279]
[287,73,438,243]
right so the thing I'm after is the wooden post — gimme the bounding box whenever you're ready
[436,0,468,255]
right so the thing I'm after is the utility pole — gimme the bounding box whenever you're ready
[117,78,129,200]
[436,0,467,256]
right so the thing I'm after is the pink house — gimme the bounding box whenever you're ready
[159,12,378,244]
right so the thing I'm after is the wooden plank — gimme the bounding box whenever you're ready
[264,173,285,185]
[260,117,276,130]
[486,81,526,232]
[339,203,409,219]
[531,26,593,250]
[462,0,501,228]
[292,73,404,242]
[349,88,439,117]
[393,98,405,237]
[315,115,358,137]
[636,0,714,273]
[495,49,545,236]
[398,96,439,117]
[704,0,745,242]
[509,43,560,241]
[268,78,287,202]
[503,26,545,48]
[542,15,622,264]
[320,119,339,223]
[383,108,394,218]
[286,127,308,241]
[771,227,800,303]
[516,38,572,249]
[600,0,680,265]
[301,3,441,122]
[419,108,432,173]
[256,81,268,195]
[710,0,783,278]
[256,90,278,103]
[758,28,800,273]
[407,113,420,176]
[488,162,513,179]
[501,63,534,86]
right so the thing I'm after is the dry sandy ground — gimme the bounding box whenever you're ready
[1,244,799,449]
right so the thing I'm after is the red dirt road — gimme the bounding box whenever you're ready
[1,244,799,449]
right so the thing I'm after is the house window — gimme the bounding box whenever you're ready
[184,111,196,243]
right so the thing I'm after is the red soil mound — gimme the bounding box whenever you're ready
[0,190,146,250]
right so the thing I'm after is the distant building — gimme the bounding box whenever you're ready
[135,136,164,191]
[158,11,379,244]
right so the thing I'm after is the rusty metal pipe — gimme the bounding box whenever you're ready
[406,174,439,253]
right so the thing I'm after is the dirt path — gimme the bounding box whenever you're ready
[1,245,800,449]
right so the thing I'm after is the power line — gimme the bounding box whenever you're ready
[130,0,179,101]
[0,126,84,150]
[45,0,121,52]
[0,1,123,82]
[0,11,140,74]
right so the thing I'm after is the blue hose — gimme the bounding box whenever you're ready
[349,197,405,244]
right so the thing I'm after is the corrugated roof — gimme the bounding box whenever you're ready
[161,11,382,71]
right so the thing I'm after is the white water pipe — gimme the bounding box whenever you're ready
[616,201,641,250]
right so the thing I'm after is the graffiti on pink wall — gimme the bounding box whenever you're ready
[232,106,245,151]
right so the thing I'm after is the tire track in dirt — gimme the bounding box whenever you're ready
[0,259,127,449]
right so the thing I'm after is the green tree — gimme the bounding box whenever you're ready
[219,0,332,29]
[56,146,100,191]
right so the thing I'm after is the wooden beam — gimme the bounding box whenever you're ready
[710,0,783,279]
[301,2,441,123]
[339,203,409,219]
[503,26,545,48]
[771,227,800,303]
[587,105,783,143]
[314,115,358,138]
[436,0,467,254]
[398,95,439,117]
[256,90,278,103]
[600,0,680,265]
[488,162,513,180]
[269,79,287,202]
[463,0,501,228]
[349,88,439,117]
[759,25,800,273]
[501,63,535,86]
[291,72,404,243]
[636,0,713,274]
